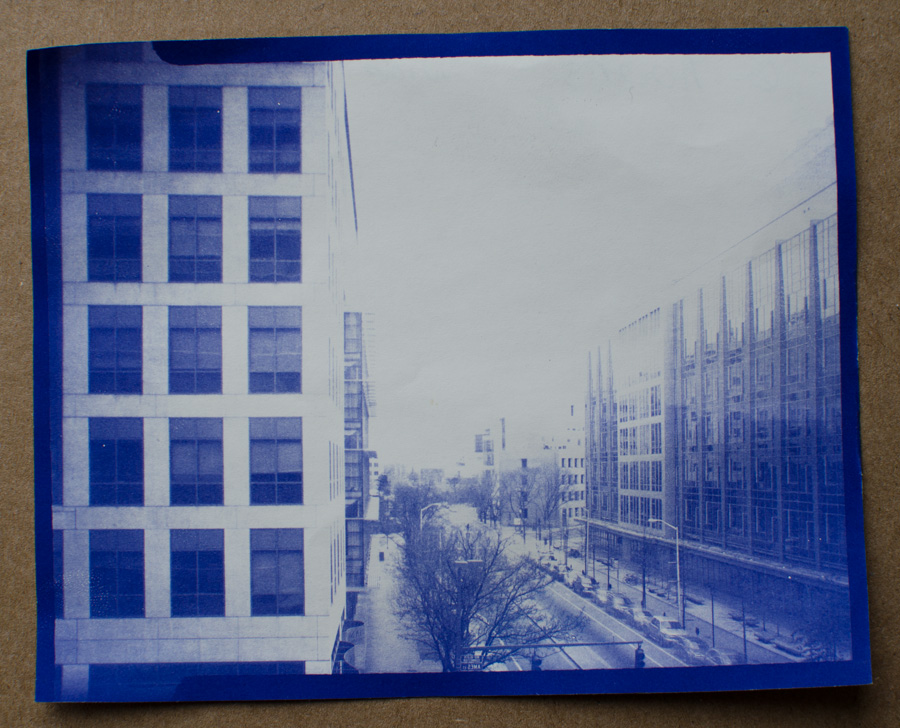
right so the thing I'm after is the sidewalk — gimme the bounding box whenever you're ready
[354,533,442,674]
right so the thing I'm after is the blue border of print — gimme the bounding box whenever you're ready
[28,27,870,702]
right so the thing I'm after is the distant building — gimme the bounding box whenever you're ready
[343,312,378,600]
[585,134,848,628]
[552,405,586,523]
[46,43,360,699]
[368,457,381,493]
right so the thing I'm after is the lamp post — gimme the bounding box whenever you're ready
[649,518,683,628]
[452,557,484,670]
[640,517,647,610]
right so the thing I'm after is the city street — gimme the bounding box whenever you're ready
[495,520,823,667]
[356,504,834,673]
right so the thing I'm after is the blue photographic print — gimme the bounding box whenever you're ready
[28,29,870,702]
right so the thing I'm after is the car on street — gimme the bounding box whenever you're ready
[647,617,687,647]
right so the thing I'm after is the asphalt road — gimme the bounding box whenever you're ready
[515,580,688,670]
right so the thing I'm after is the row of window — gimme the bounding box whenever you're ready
[620,460,664,492]
[560,473,584,485]
[617,385,662,423]
[87,194,302,284]
[88,417,302,506]
[560,457,585,469]
[619,495,664,529]
[87,84,301,174]
[69,527,303,619]
[619,423,663,456]
[88,305,301,395]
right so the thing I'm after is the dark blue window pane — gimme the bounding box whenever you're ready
[250,529,304,616]
[87,195,142,283]
[89,419,143,506]
[169,87,222,173]
[248,307,301,394]
[250,418,303,505]
[168,195,222,283]
[169,307,222,394]
[170,529,225,617]
[89,529,144,618]
[248,88,301,174]
[86,84,142,171]
[248,197,301,282]
[169,418,223,505]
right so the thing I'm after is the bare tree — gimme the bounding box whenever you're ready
[530,461,562,547]
[498,461,561,544]
[395,524,581,672]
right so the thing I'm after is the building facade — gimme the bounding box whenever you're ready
[48,43,360,699]
[344,311,378,599]
[585,174,849,636]
[554,406,587,522]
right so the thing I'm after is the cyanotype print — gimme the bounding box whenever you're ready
[28,30,869,702]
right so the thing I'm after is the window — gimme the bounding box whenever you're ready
[89,305,142,394]
[651,422,662,454]
[248,307,301,393]
[86,84,142,171]
[250,529,304,615]
[250,418,302,504]
[169,86,222,172]
[169,418,223,505]
[640,461,650,490]
[248,197,301,282]
[651,461,662,491]
[87,194,142,282]
[168,196,222,282]
[89,418,143,506]
[170,529,225,617]
[89,529,144,618]
[651,499,663,527]
[249,87,301,173]
[169,307,222,394]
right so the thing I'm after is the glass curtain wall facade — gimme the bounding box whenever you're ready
[586,203,848,635]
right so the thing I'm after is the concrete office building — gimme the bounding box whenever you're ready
[49,43,359,698]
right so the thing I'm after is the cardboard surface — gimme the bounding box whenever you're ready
[2,1,897,725]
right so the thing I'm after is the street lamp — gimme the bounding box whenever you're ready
[648,518,683,628]
[452,557,484,670]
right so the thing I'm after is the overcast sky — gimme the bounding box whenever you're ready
[342,53,835,472]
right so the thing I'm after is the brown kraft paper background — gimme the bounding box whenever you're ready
[1,1,897,726]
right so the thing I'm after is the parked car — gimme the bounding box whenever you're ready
[648,617,687,647]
